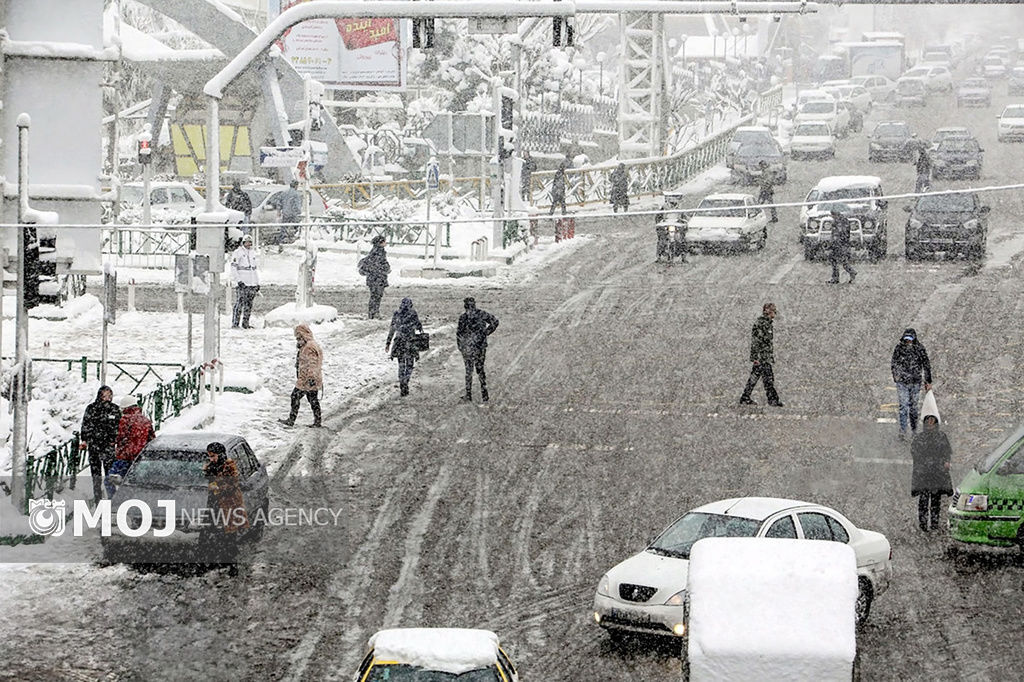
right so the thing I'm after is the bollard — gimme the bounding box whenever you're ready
[127,278,136,313]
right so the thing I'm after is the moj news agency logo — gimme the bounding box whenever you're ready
[28,499,177,538]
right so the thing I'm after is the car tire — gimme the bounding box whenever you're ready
[758,227,768,250]
[905,240,920,261]
[870,239,887,262]
[803,243,816,261]
[868,152,877,162]
[855,578,874,626]
[828,149,836,159]
[967,242,985,261]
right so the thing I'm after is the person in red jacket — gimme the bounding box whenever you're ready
[105,394,155,497]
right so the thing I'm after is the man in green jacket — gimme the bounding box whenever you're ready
[739,302,784,406]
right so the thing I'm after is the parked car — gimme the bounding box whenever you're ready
[902,64,953,91]
[800,175,888,261]
[685,194,769,251]
[997,104,1024,142]
[948,423,1024,552]
[795,99,851,137]
[1007,66,1024,95]
[101,432,270,563]
[730,138,787,185]
[726,125,777,169]
[832,84,873,112]
[982,54,1008,79]
[119,182,244,226]
[851,74,897,103]
[592,497,893,638]
[795,89,836,109]
[242,183,330,244]
[355,629,519,681]
[904,190,989,260]
[868,120,916,162]
[929,126,974,150]
[956,78,992,107]
[929,137,984,180]
[790,121,836,159]
[895,77,928,107]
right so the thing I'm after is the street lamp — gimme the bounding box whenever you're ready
[596,51,606,96]
[731,27,740,59]
[574,56,586,100]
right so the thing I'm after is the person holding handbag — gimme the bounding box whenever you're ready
[280,324,323,428]
[385,298,425,397]
[910,403,953,532]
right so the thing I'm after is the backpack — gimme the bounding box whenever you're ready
[357,256,369,277]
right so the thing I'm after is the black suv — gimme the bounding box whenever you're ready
[929,137,984,180]
[868,121,915,162]
[904,191,989,260]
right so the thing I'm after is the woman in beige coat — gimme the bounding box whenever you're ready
[280,324,324,427]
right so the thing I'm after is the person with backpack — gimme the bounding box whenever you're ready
[457,297,499,403]
[891,327,933,440]
[359,235,391,319]
[385,298,425,397]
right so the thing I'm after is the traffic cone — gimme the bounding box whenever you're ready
[920,389,940,424]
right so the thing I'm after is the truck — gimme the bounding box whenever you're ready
[839,41,905,81]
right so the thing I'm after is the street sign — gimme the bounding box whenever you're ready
[469,17,518,34]
[260,146,307,168]
[426,160,440,190]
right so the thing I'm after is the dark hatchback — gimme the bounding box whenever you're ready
[929,137,984,179]
[868,121,915,162]
[956,78,992,107]
[904,191,989,260]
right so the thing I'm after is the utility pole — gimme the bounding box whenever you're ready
[11,115,33,513]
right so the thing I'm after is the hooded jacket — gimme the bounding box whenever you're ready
[359,244,391,288]
[80,386,122,450]
[386,298,424,360]
[294,324,324,391]
[891,328,932,385]
[911,420,954,496]
[115,406,155,462]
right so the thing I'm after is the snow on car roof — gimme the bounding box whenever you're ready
[369,629,500,674]
[735,125,771,132]
[692,497,820,521]
[813,176,882,192]
[146,432,245,451]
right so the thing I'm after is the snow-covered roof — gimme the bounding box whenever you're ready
[369,629,500,674]
[701,193,752,202]
[691,497,819,521]
[812,176,882,192]
[734,125,771,132]
[147,432,245,451]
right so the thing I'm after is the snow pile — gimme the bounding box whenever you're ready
[368,628,500,674]
[687,537,857,682]
[263,303,338,328]
[28,293,101,321]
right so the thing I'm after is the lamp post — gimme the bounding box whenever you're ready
[596,51,606,96]
[732,27,740,59]
[574,56,586,101]
[679,34,691,87]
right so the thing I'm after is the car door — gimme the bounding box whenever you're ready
[240,441,269,513]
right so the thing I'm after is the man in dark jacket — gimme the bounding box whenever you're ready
[223,180,253,222]
[739,303,783,406]
[549,162,568,215]
[359,235,391,319]
[78,386,121,504]
[911,413,953,531]
[915,149,932,193]
[756,161,777,223]
[891,327,933,439]
[457,297,499,403]
[610,163,629,213]
[270,180,303,249]
[827,207,857,284]
[520,150,537,201]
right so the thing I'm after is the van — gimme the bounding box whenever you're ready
[948,424,1024,551]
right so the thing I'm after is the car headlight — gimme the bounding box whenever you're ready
[807,219,819,231]
[962,219,980,230]
[966,159,978,165]
[597,574,611,596]
[862,218,875,230]
[665,589,688,606]
[869,142,880,149]
[957,493,987,511]
[909,218,923,230]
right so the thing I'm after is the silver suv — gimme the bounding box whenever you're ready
[799,176,889,261]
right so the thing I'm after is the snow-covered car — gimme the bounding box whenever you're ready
[729,138,787,185]
[929,137,984,180]
[800,175,889,261]
[684,194,769,251]
[1007,66,1024,95]
[790,121,836,159]
[795,89,836,109]
[851,74,897,103]
[982,54,1008,79]
[832,84,872,112]
[956,78,992,107]
[356,629,519,681]
[904,190,989,260]
[726,125,776,170]
[242,183,330,244]
[996,104,1024,142]
[895,77,928,107]
[902,64,953,92]
[868,120,916,162]
[929,126,974,151]
[592,497,893,638]
[795,99,850,137]
[101,433,269,563]
[119,182,244,225]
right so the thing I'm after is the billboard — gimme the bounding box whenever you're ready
[274,0,407,90]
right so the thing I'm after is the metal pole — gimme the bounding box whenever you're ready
[204,99,220,363]
[11,115,31,513]
[299,77,312,309]
[141,125,152,226]
[187,310,193,365]
[101,278,109,385]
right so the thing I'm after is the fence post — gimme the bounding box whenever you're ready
[80,356,88,383]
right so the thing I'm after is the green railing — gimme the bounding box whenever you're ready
[23,364,206,513]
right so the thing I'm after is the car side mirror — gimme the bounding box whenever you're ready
[903,205,912,212]
[980,206,991,214]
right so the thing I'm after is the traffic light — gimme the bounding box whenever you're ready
[412,18,434,48]
[553,17,573,47]
[23,227,40,310]
[137,131,152,165]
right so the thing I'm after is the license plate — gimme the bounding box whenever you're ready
[610,608,651,624]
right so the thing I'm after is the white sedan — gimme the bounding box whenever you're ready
[592,497,893,639]
[790,121,836,159]
[685,194,768,251]
[902,64,953,92]
[851,74,897,103]
[997,104,1024,142]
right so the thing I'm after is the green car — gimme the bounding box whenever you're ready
[948,424,1024,550]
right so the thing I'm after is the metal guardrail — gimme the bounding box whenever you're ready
[23,364,206,512]
[5,356,187,393]
[104,225,192,268]
[309,219,452,249]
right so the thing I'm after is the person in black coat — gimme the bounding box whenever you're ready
[739,303,783,406]
[549,162,568,215]
[359,235,391,319]
[223,180,253,223]
[78,385,122,504]
[911,414,953,531]
[520,151,537,201]
[385,298,424,397]
[891,327,933,438]
[457,297,499,403]
[915,148,932,193]
[827,208,857,284]
[609,163,630,213]
[756,161,778,223]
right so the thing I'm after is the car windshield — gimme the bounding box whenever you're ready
[1003,106,1024,117]
[985,56,1003,65]
[735,140,780,158]
[905,69,928,78]
[694,199,747,218]
[875,123,908,137]
[121,186,144,205]
[936,139,978,153]
[820,187,874,203]
[800,102,834,114]
[124,450,212,489]
[795,124,829,136]
[648,512,761,559]
[366,665,500,681]
[245,189,273,206]
[916,193,976,212]
[976,431,1024,474]
[732,130,769,146]
[961,80,987,88]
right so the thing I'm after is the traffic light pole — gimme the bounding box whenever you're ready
[11,115,32,513]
